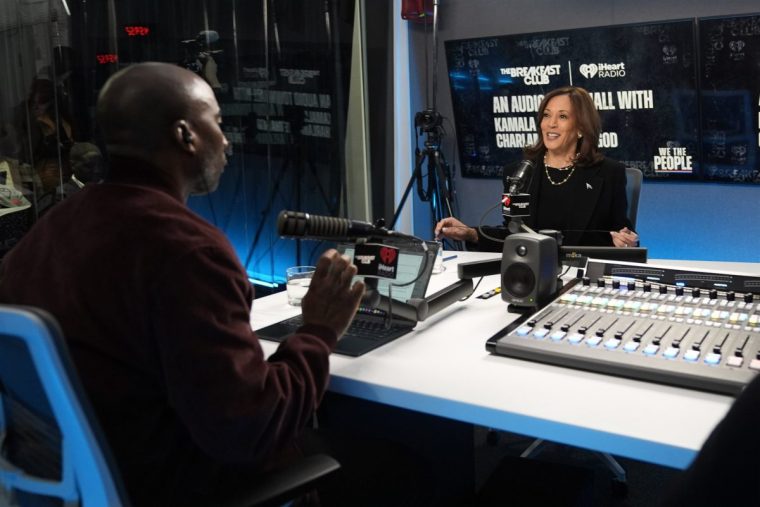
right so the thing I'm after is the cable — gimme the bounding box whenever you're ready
[475,202,506,244]
[389,242,434,289]
[384,284,393,329]
[459,276,484,301]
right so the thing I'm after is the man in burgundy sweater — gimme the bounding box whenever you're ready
[0,62,365,505]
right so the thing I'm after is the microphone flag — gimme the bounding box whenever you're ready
[502,192,531,218]
[353,243,399,279]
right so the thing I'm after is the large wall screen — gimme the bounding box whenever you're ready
[445,14,760,183]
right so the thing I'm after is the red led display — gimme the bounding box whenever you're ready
[96,54,119,64]
[124,26,150,37]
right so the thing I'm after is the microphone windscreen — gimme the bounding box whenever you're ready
[277,210,350,239]
[198,30,219,44]
[514,159,534,181]
[277,210,307,237]
[508,159,535,194]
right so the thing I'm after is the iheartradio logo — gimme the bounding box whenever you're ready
[579,63,598,79]
[579,62,625,79]
[379,247,397,265]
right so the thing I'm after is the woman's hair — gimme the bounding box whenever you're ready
[523,86,603,166]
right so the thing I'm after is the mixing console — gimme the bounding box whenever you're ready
[487,260,760,395]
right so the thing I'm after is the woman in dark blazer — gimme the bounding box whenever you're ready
[435,86,639,250]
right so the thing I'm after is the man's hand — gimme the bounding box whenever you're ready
[434,217,478,243]
[610,227,639,248]
[301,249,365,339]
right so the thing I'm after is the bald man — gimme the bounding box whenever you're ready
[0,62,365,505]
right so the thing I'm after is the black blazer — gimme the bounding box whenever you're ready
[472,157,633,251]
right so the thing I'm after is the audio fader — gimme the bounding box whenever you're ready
[487,260,760,395]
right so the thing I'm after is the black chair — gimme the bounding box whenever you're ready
[511,168,645,495]
[625,166,643,230]
[0,304,339,506]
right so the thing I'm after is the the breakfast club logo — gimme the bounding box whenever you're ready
[579,62,626,79]
[500,64,560,85]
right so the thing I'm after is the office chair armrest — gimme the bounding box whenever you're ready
[0,455,67,499]
[221,453,341,507]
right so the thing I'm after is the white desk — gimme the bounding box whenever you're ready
[252,252,758,470]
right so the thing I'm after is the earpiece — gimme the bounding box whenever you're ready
[180,125,193,145]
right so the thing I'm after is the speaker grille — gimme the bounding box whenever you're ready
[504,262,535,298]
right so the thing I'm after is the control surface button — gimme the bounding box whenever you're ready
[550,331,566,341]
[643,344,659,356]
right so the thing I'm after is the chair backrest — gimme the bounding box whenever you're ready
[624,167,643,230]
[0,304,129,506]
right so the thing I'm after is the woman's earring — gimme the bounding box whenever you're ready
[577,132,583,138]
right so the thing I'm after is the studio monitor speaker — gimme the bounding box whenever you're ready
[501,232,559,308]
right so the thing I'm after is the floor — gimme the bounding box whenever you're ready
[472,428,684,507]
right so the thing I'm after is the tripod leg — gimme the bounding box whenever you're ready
[432,149,455,219]
[429,148,463,251]
[390,148,427,230]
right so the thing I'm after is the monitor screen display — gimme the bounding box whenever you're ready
[698,14,760,183]
[445,20,698,181]
[445,15,760,184]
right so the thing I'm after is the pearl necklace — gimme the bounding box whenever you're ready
[544,153,577,186]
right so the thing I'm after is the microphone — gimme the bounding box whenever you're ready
[507,159,535,194]
[181,30,220,47]
[197,30,219,44]
[277,210,410,241]
[503,159,535,230]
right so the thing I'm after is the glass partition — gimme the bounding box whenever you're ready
[0,0,357,293]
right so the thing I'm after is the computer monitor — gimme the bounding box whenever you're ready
[337,240,439,302]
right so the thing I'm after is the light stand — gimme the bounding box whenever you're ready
[391,0,459,249]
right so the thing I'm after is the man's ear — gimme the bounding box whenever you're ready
[173,120,195,153]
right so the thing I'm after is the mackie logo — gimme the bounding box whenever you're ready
[380,247,397,265]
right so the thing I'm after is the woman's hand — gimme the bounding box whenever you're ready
[610,227,639,248]
[434,217,478,243]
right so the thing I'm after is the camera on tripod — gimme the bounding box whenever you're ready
[414,109,443,133]
[180,30,222,74]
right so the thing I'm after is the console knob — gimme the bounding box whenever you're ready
[675,286,684,296]
[612,280,620,289]
[709,289,718,299]
[597,278,605,288]
[745,293,754,303]
[692,288,701,298]
[726,291,735,301]
[659,285,668,294]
